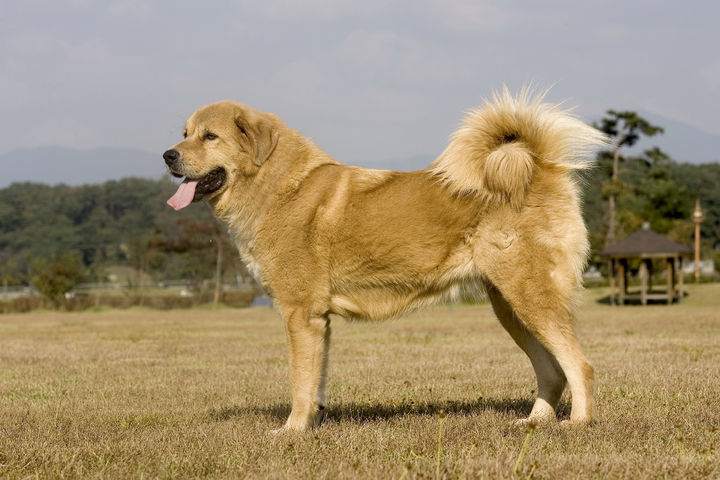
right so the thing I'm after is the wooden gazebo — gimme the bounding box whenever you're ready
[601,224,692,305]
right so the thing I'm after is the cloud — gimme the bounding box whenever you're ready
[266,60,327,110]
[337,29,471,86]
[64,40,110,67]
[702,62,720,92]
[590,25,630,42]
[14,115,113,151]
[232,0,378,21]
[423,0,543,32]
[0,73,30,108]
[2,31,113,88]
[429,0,514,31]
[244,56,433,163]
[105,0,151,20]
[340,30,400,66]
[2,0,720,164]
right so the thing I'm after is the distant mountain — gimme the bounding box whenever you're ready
[0,146,165,188]
[352,153,435,171]
[595,110,720,165]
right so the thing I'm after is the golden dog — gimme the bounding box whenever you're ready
[163,89,606,431]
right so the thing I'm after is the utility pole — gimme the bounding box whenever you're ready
[692,199,704,283]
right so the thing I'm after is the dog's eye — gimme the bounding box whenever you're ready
[182,130,187,138]
[204,132,218,141]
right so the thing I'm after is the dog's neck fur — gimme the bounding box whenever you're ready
[210,127,337,244]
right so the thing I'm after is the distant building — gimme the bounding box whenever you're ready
[682,260,716,277]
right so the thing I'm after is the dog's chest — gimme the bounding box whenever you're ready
[236,240,264,285]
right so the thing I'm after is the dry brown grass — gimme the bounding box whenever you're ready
[1,285,719,479]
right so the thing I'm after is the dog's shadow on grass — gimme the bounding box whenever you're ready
[209,397,571,423]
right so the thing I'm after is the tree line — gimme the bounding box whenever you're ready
[0,177,249,304]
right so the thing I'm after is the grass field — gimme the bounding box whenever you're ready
[1,285,718,479]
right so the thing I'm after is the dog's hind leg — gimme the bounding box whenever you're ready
[485,282,567,423]
[537,322,594,425]
[277,307,331,431]
[484,279,594,425]
[529,319,594,425]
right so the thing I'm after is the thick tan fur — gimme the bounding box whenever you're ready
[165,89,607,431]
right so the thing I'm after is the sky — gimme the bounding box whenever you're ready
[2,0,720,173]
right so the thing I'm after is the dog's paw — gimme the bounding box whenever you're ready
[512,418,539,429]
[274,405,327,434]
[558,418,593,428]
[270,424,308,435]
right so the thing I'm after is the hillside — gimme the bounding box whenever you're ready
[0,146,164,188]
[0,177,244,286]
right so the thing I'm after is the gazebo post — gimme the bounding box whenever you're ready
[618,258,626,305]
[639,260,648,306]
[647,259,653,293]
[608,258,616,305]
[666,257,674,305]
[678,257,684,302]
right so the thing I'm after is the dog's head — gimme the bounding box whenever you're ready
[163,101,280,210]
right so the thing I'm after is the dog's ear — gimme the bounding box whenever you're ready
[253,120,279,167]
[235,114,279,167]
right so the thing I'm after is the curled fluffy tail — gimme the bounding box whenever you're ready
[429,88,607,208]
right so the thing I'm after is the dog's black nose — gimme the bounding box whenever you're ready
[163,149,180,167]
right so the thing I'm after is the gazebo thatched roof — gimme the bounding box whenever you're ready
[601,226,692,258]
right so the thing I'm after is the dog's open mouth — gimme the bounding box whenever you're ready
[167,167,227,211]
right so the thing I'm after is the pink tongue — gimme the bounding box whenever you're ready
[167,179,199,211]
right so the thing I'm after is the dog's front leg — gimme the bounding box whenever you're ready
[279,308,331,431]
